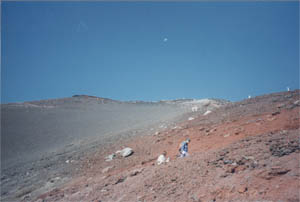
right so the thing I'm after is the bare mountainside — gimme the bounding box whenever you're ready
[33,90,299,202]
[1,95,227,201]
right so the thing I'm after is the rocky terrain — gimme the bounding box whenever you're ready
[1,95,225,202]
[1,90,299,202]
[30,90,300,202]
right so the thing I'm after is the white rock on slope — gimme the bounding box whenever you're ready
[116,147,134,157]
[105,154,116,161]
[157,154,170,165]
[203,110,212,116]
[102,166,114,173]
[192,106,198,112]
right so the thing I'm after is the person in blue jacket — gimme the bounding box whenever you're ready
[179,138,190,157]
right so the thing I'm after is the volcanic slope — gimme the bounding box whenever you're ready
[36,90,300,202]
[1,95,226,202]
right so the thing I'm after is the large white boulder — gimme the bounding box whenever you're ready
[117,147,134,157]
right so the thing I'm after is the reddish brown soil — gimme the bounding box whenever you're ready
[36,90,300,202]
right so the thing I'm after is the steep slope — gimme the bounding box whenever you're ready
[1,95,226,202]
[35,90,299,202]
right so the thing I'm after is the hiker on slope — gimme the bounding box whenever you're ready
[179,138,190,157]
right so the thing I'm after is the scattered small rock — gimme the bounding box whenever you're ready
[242,156,254,160]
[102,166,114,173]
[257,167,291,180]
[272,111,280,116]
[105,154,116,161]
[220,173,228,178]
[226,165,236,174]
[224,134,230,138]
[210,128,217,133]
[276,103,285,108]
[199,127,205,131]
[223,159,233,164]
[49,177,61,183]
[203,110,212,116]
[114,176,126,185]
[130,168,144,177]
[250,161,259,169]
[238,186,248,193]
[270,141,299,157]
[269,167,291,176]
[22,194,31,201]
[293,100,300,106]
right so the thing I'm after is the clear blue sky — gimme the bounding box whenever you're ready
[1,2,299,103]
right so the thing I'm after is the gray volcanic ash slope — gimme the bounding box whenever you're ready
[1,95,226,201]
[1,95,225,170]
